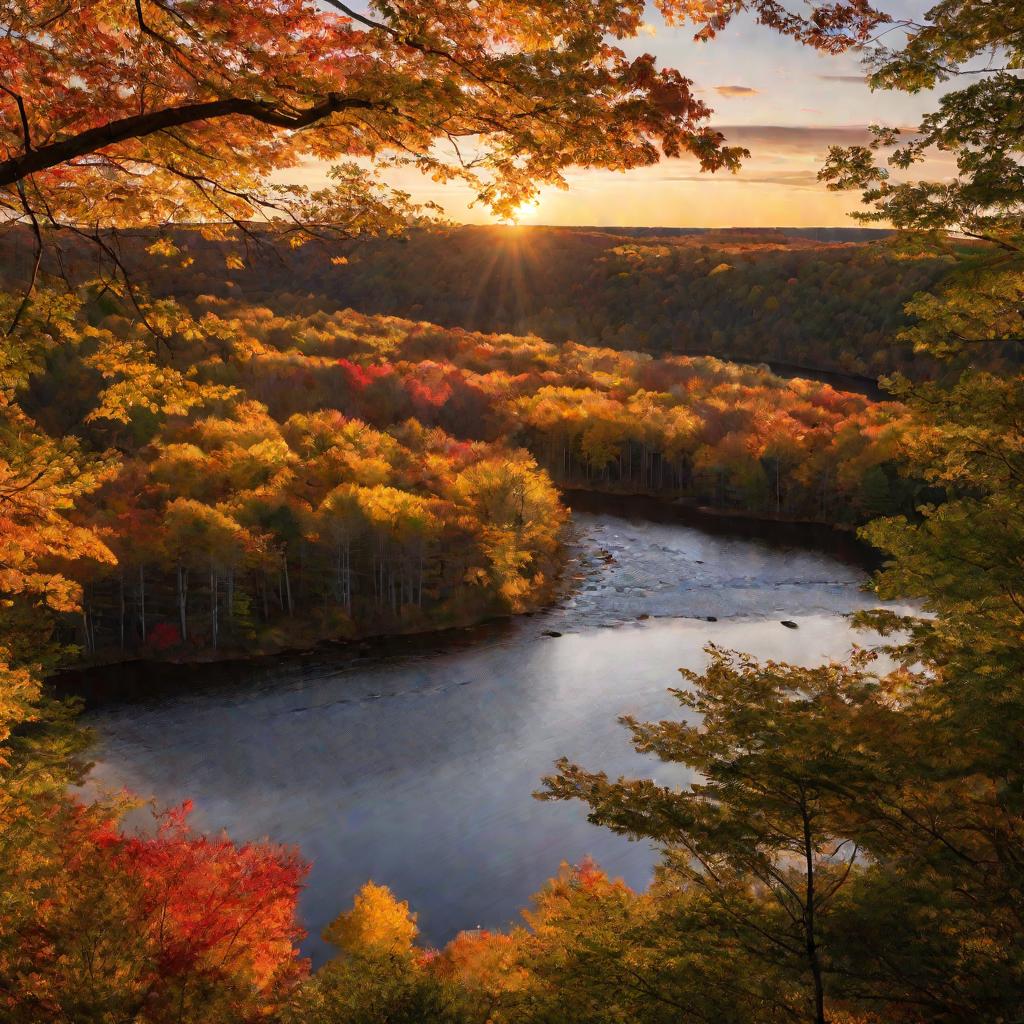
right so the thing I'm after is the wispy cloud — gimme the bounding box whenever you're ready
[715,85,759,98]
[817,74,867,84]
[713,124,875,154]
[649,169,822,190]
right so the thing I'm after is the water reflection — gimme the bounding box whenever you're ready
[83,510,896,964]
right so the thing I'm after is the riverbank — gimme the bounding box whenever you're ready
[55,499,880,707]
[562,490,882,568]
[52,490,882,696]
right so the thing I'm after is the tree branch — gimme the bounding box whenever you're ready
[0,93,382,187]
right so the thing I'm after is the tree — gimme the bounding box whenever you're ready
[289,882,479,1024]
[0,0,772,260]
[0,802,308,1023]
[451,452,565,609]
[539,649,883,1024]
[323,881,419,958]
[816,4,1024,1001]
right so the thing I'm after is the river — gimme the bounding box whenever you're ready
[79,501,898,964]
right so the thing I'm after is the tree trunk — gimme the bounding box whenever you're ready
[802,804,827,1024]
[177,565,188,641]
[282,554,293,615]
[344,539,352,612]
[338,540,352,612]
[139,564,147,644]
[210,563,218,649]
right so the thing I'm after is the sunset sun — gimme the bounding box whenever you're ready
[506,195,542,224]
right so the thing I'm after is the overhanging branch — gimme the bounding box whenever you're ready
[0,93,379,187]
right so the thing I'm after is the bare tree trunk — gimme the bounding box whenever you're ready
[282,555,293,615]
[119,572,125,652]
[210,563,218,649]
[338,540,353,613]
[344,539,352,612]
[81,606,92,656]
[139,564,147,644]
[177,565,188,642]
[802,803,827,1024]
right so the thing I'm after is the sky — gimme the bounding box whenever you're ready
[293,1,952,228]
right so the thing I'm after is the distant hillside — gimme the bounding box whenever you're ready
[0,224,957,380]
[562,226,896,243]
[209,225,950,380]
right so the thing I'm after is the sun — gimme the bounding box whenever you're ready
[504,196,542,224]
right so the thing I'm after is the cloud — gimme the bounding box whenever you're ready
[713,124,875,155]
[817,74,867,84]
[715,85,759,98]
[649,168,823,190]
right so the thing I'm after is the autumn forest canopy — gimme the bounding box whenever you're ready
[1,0,1024,1022]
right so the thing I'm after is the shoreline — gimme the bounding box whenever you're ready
[53,492,879,707]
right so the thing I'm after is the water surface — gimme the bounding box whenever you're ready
[83,509,894,963]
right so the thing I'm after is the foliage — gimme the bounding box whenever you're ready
[0,0,760,252]
[323,882,419,957]
[10,224,955,380]
[7,291,912,663]
[7,0,1024,1021]
[0,799,307,1023]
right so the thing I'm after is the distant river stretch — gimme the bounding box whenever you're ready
[82,501,895,965]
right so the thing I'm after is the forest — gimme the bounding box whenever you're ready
[29,296,915,661]
[194,226,956,379]
[1,222,957,380]
[1,0,1023,1022]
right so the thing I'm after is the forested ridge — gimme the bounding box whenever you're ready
[229,226,952,380]
[1,223,956,380]
[1,0,1023,1022]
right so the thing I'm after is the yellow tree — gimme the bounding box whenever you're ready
[451,453,565,609]
[323,882,418,958]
